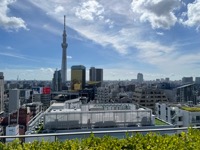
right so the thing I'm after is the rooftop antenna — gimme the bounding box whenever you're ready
[64,15,66,31]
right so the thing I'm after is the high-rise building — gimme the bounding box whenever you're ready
[0,72,4,114]
[165,78,170,82]
[182,77,193,84]
[89,67,103,84]
[195,77,200,84]
[52,69,62,91]
[96,68,103,82]
[9,89,20,113]
[71,65,86,91]
[137,73,143,83]
[61,15,68,85]
[89,67,96,81]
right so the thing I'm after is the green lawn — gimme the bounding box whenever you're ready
[155,118,168,125]
[181,106,200,112]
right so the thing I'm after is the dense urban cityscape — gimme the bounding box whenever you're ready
[1,0,200,147]
[0,15,200,142]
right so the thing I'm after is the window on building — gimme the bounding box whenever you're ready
[196,116,200,121]
[170,110,175,116]
[178,116,183,121]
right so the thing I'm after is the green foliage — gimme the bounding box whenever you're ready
[181,106,200,112]
[1,129,200,150]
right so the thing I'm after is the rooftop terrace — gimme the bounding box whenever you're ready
[180,106,200,112]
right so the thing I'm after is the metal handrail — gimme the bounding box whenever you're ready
[1,126,200,139]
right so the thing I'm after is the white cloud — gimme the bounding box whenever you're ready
[131,0,180,29]
[0,0,27,30]
[40,67,54,73]
[6,46,13,50]
[156,32,164,35]
[54,5,64,14]
[42,24,60,35]
[181,0,200,30]
[25,0,200,80]
[3,68,54,80]
[67,56,72,59]
[0,52,38,62]
[3,67,73,80]
[75,0,104,21]
[137,41,174,59]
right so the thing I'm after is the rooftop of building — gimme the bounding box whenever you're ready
[48,100,151,113]
[25,102,43,106]
[87,81,101,85]
[157,102,200,112]
[28,99,160,133]
[71,65,86,69]
[177,83,195,89]
[180,106,200,112]
[155,118,170,126]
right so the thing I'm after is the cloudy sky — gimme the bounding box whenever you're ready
[1,0,200,81]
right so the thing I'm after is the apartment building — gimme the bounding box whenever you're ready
[155,103,200,127]
[133,87,168,112]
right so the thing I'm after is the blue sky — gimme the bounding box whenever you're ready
[1,0,200,81]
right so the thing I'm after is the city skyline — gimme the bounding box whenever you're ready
[1,0,200,80]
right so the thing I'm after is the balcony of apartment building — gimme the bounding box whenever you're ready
[170,110,177,125]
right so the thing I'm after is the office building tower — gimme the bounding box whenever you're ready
[61,15,68,85]
[195,77,200,84]
[165,78,170,82]
[71,65,86,91]
[89,67,96,81]
[96,68,103,82]
[182,77,193,84]
[0,72,4,114]
[9,89,20,113]
[137,73,143,83]
[89,67,103,85]
[52,69,62,91]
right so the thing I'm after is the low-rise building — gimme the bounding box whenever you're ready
[6,124,19,143]
[156,103,200,127]
[25,102,43,116]
[25,98,175,142]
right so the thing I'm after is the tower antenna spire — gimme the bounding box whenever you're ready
[61,15,67,87]
[64,15,66,30]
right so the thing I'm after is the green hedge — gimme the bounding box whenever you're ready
[1,129,200,150]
